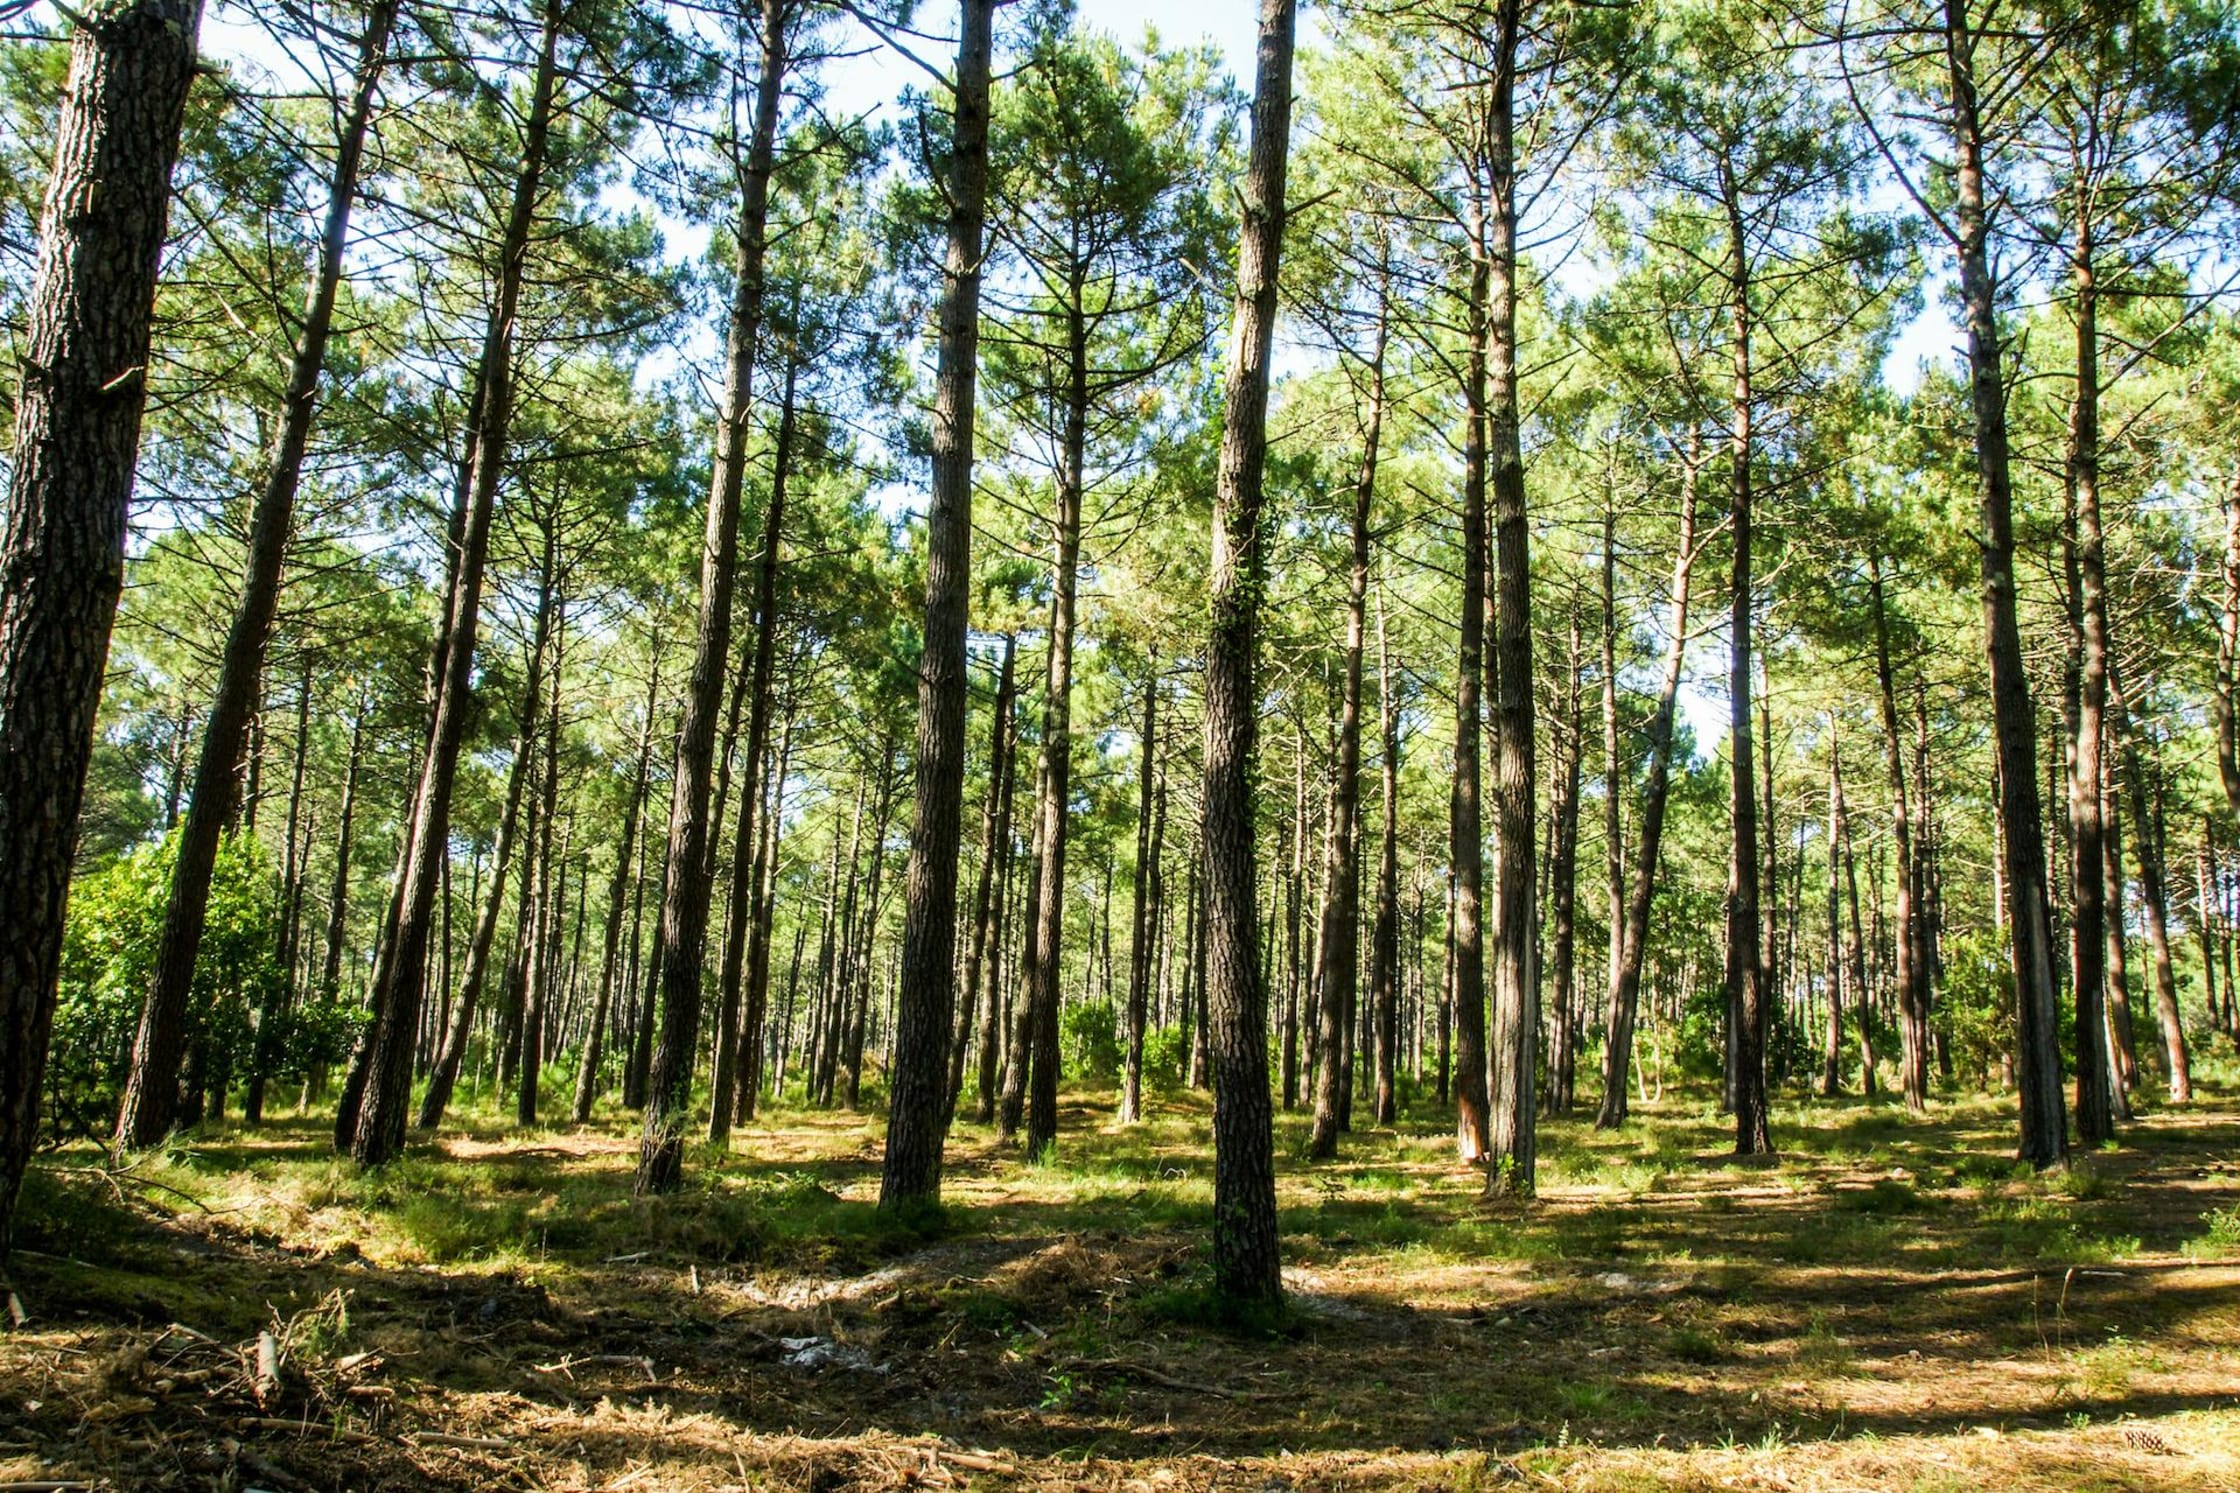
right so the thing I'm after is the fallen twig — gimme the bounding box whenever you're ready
[532,1353,656,1381]
[231,1415,377,1445]
[1058,1356,1288,1402]
[254,1330,282,1406]
[409,1431,515,1452]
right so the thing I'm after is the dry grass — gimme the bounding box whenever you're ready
[4,1074,2238,1490]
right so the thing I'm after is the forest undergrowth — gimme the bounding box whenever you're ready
[5,1077,2238,1492]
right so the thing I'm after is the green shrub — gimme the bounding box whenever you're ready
[1061,1000,1122,1082]
[52,830,284,1140]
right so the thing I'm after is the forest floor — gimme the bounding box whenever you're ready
[4,1071,2239,1492]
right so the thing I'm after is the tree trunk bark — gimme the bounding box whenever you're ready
[711,357,800,1141]
[1020,309,1090,1162]
[114,0,394,1152]
[1821,720,1845,1097]
[519,624,568,1125]
[950,635,1017,1123]
[1721,182,1771,1160]
[1595,442,1701,1129]
[348,0,563,1167]
[2062,229,2115,1143]
[0,0,203,1244]
[1542,607,1583,1116]
[878,0,991,1182]
[973,653,1021,1123]
[1943,0,2067,1168]
[1122,654,1158,1124]
[1200,0,1295,1307]
[1308,294,1384,1160]
[1482,0,1539,1192]
[638,0,789,1193]
[1450,223,1492,1166]
[2110,672,2191,1103]
[574,654,658,1124]
[1372,583,1403,1125]
[418,532,558,1131]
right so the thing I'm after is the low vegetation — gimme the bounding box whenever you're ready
[6,1075,2237,1490]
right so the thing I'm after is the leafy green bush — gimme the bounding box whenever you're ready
[1940,928,2016,1088]
[1141,1022,1188,1087]
[51,829,284,1139]
[1062,999,1121,1082]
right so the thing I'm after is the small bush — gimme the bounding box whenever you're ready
[1061,1000,1121,1083]
[2183,1205,2240,1259]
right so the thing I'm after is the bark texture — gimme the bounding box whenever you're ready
[0,0,203,1251]
[882,0,993,1205]
[1200,0,1295,1306]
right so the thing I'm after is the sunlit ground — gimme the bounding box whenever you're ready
[6,1059,2238,1490]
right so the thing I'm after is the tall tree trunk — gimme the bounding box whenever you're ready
[821,773,869,1105]
[1372,583,1403,1125]
[247,658,316,1125]
[952,635,1017,1122]
[519,626,568,1125]
[114,0,395,1152]
[2063,228,2115,1143]
[1122,654,1158,1124]
[1308,294,1385,1160]
[1200,0,1295,1306]
[1595,443,1701,1129]
[1865,557,1930,1114]
[711,357,800,1141]
[2215,468,2240,818]
[1020,311,1090,1162]
[1543,607,1583,1116]
[842,741,898,1110]
[1821,720,1845,1096]
[0,0,202,1236]
[973,652,1021,1123]
[1722,186,1771,1160]
[737,671,799,1121]
[638,0,789,1194]
[318,690,369,1018]
[1600,502,1624,1106]
[1482,0,1540,1192]
[1451,224,1492,1165]
[1943,0,2067,1168]
[2110,674,2191,1102]
[1282,739,1304,1109]
[347,0,563,1166]
[574,655,659,1124]
[418,533,558,1131]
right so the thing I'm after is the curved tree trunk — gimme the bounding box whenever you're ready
[114,0,396,1153]
[349,0,564,1167]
